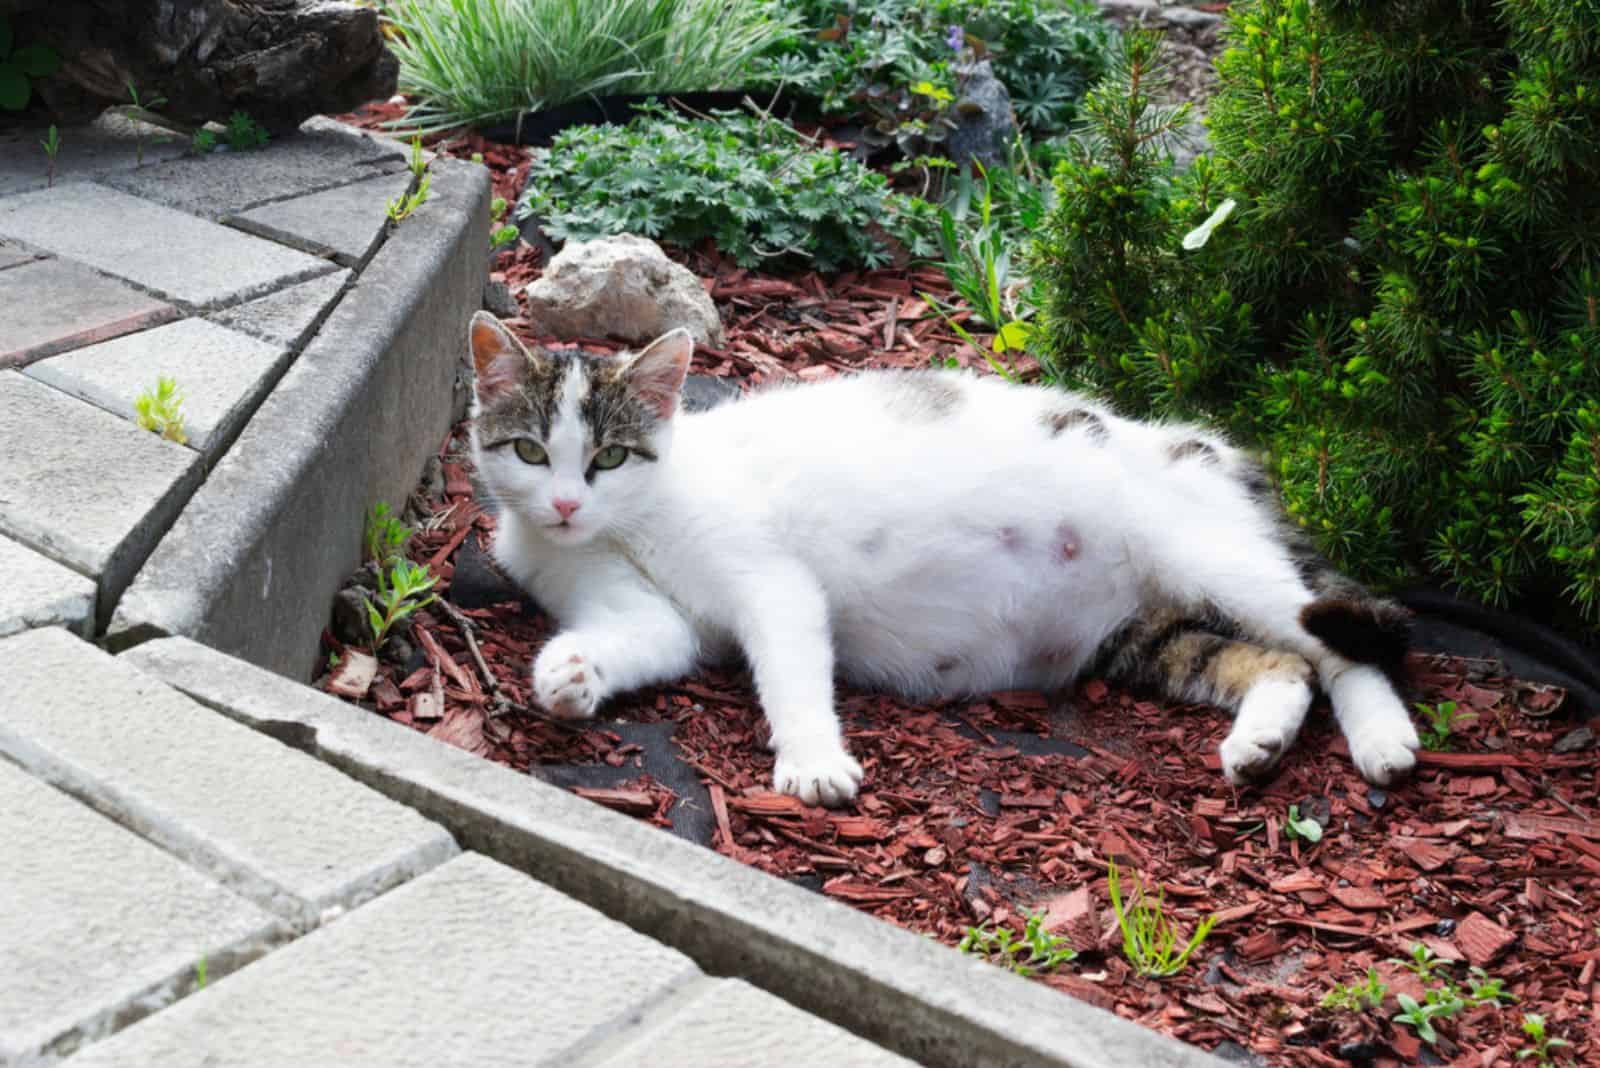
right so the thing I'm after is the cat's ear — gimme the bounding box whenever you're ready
[622,327,693,420]
[469,311,534,403]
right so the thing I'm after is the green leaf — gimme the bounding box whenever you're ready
[0,65,30,111]
[992,321,1032,353]
[12,43,59,78]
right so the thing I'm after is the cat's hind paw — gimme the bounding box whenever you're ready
[1219,677,1310,785]
[532,637,600,720]
[774,741,863,808]
[1348,719,1421,786]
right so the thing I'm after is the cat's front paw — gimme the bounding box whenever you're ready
[1348,718,1421,786]
[532,636,601,720]
[773,739,863,808]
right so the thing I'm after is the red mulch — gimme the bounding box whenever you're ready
[318,107,1599,1066]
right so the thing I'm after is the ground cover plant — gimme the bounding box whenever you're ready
[383,0,794,133]
[518,104,939,271]
[1035,4,1600,636]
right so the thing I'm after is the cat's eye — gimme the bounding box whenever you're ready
[592,445,629,471]
[512,440,548,465]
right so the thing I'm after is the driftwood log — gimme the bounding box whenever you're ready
[9,0,397,131]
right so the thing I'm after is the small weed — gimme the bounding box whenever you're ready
[195,954,208,989]
[1393,990,1462,1046]
[192,128,218,154]
[1107,859,1217,978]
[134,376,188,445]
[1391,941,1446,984]
[124,80,168,165]
[386,138,432,223]
[1284,804,1324,844]
[365,558,438,651]
[959,911,1076,978]
[1516,1013,1572,1065]
[364,501,411,566]
[223,111,269,151]
[40,124,60,186]
[1467,966,1518,1006]
[489,195,519,250]
[407,134,428,179]
[1320,967,1387,1013]
[1415,700,1475,751]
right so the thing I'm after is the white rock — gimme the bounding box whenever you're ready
[522,234,724,347]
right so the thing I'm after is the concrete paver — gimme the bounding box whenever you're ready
[0,371,199,624]
[230,170,413,267]
[25,318,288,457]
[0,184,336,310]
[0,534,96,638]
[0,236,39,270]
[208,268,351,349]
[0,113,189,197]
[0,759,285,1065]
[65,853,702,1067]
[0,627,459,928]
[0,257,179,369]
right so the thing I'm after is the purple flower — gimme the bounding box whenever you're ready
[946,24,964,53]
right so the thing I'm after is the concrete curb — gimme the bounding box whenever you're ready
[124,637,1223,1068]
[107,157,490,677]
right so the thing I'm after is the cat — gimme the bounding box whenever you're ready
[466,311,1422,807]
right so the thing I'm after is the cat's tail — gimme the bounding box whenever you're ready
[1299,596,1412,680]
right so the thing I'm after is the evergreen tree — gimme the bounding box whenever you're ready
[1036,0,1600,632]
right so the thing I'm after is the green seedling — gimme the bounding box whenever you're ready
[124,79,168,164]
[1393,991,1458,1046]
[407,134,428,179]
[1467,966,1518,1006]
[958,911,1076,978]
[195,954,208,989]
[386,140,432,224]
[364,501,411,566]
[134,376,188,445]
[40,123,59,186]
[1516,1013,1572,1065]
[192,127,218,154]
[364,558,438,651]
[223,110,269,151]
[1415,699,1475,751]
[0,16,62,111]
[489,195,519,249]
[1320,967,1387,1013]
[1391,941,1449,983]
[1107,859,1217,978]
[1284,804,1324,843]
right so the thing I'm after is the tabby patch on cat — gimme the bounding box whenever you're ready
[467,312,1421,806]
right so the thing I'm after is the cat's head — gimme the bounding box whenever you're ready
[467,312,691,546]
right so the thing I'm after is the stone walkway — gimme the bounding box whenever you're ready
[0,115,1219,1067]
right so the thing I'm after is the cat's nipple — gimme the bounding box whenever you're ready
[1056,521,1082,562]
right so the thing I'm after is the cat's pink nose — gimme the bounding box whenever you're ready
[552,498,581,520]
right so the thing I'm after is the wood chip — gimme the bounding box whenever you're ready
[326,649,377,700]
[1456,911,1517,967]
[572,788,657,816]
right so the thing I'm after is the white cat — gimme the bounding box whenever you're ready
[467,312,1422,806]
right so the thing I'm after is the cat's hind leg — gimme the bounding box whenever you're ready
[1092,614,1315,783]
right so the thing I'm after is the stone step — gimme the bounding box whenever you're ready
[0,628,458,930]
[0,535,96,638]
[0,759,285,1064]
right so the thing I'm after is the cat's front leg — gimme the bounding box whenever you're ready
[733,561,863,807]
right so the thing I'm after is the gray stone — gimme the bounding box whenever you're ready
[482,278,519,318]
[0,534,96,638]
[67,853,702,1068]
[591,978,915,1067]
[0,627,459,929]
[101,116,408,220]
[0,371,200,629]
[0,183,336,310]
[108,157,491,677]
[24,318,287,458]
[1097,0,1222,29]
[0,113,189,197]
[946,59,1020,169]
[126,636,1223,1068]
[208,268,351,350]
[0,256,179,369]
[523,234,724,347]
[0,759,285,1065]
[229,170,415,267]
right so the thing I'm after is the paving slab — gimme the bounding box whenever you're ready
[0,534,96,638]
[208,268,351,349]
[108,157,491,675]
[0,113,189,197]
[0,627,459,929]
[0,257,179,369]
[229,170,414,267]
[586,978,917,1068]
[24,318,288,458]
[101,116,408,220]
[0,371,200,627]
[0,236,40,271]
[0,183,336,310]
[66,853,702,1067]
[125,636,1221,1068]
[0,759,286,1065]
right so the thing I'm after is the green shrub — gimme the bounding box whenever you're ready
[757,0,1114,140]
[519,105,938,271]
[385,0,795,132]
[1036,4,1600,632]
